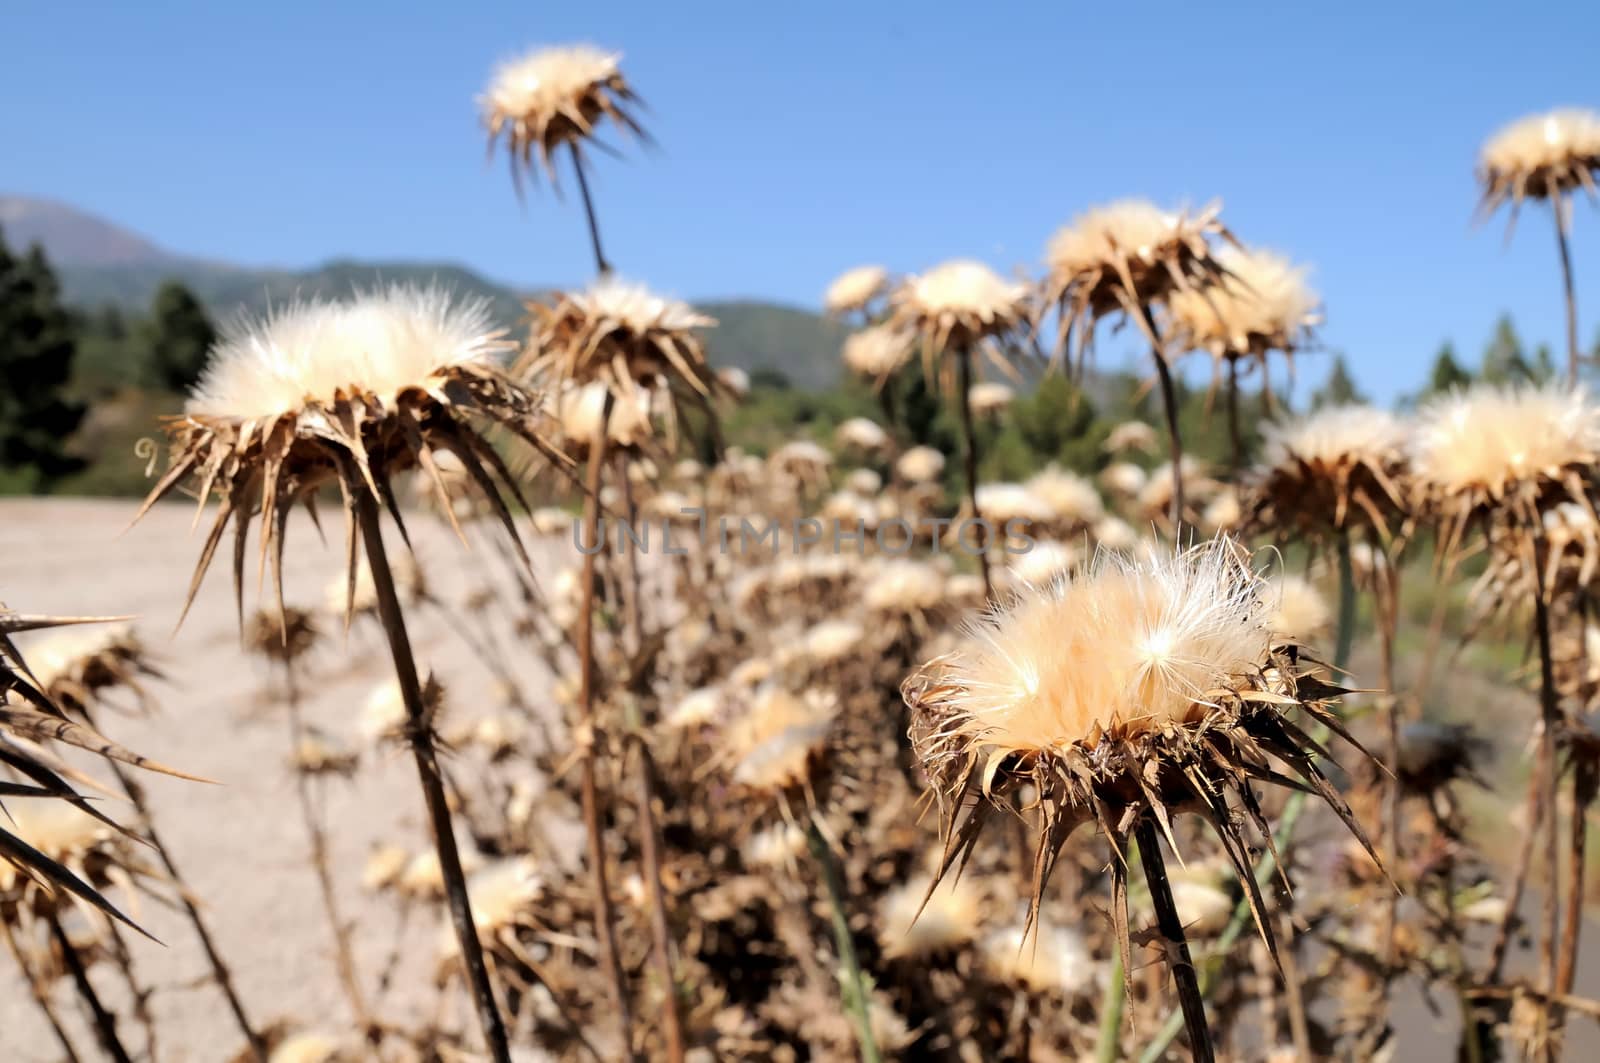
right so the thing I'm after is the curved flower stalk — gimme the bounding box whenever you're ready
[1477,108,1600,383]
[1166,245,1321,467]
[136,286,555,1063]
[481,44,647,273]
[1043,200,1239,524]
[887,259,1033,599]
[1411,381,1600,1042]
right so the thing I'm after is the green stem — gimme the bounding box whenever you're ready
[1094,951,1127,1063]
[1137,535,1357,1063]
[808,818,882,1063]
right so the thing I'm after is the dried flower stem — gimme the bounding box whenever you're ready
[1486,765,1546,983]
[349,480,511,1063]
[1375,560,1403,974]
[1554,198,1580,386]
[50,911,132,1063]
[1225,357,1242,474]
[806,815,882,1063]
[78,703,267,1061]
[1135,820,1215,1063]
[955,347,991,599]
[571,143,612,276]
[1094,950,1126,1063]
[106,925,156,1060]
[4,920,83,1063]
[1138,305,1184,528]
[574,392,639,1059]
[283,661,374,1036]
[1137,537,1357,1063]
[1530,553,1562,1056]
[1555,759,1597,1005]
[616,459,687,1063]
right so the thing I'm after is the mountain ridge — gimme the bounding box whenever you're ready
[1,194,848,389]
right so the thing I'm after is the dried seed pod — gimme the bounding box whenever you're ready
[903,536,1381,971]
[1043,199,1237,368]
[1246,403,1409,543]
[480,45,646,190]
[887,259,1032,391]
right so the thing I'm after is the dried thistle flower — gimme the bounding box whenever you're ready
[1104,420,1159,455]
[1246,404,1409,542]
[903,536,1379,964]
[22,623,159,714]
[968,381,1015,415]
[1100,461,1147,497]
[480,45,645,189]
[1478,108,1600,221]
[1043,199,1237,365]
[1025,465,1105,531]
[895,445,946,484]
[834,417,890,453]
[888,259,1032,388]
[878,872,985,958]
[725,687,838,794]
[525,277,715,393]
[1265,574,1333,643]
[1166,245,1320,372]
[549,380,657,453]
[981,923,1095,997]
[245,606,320,664]
[139,287,551,623]
[1007,540,1082,588]
[824,265,890,317]
[1410,383,1600,578]
[841,324,914,382]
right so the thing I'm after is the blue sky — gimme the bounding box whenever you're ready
[5,2,1598,401]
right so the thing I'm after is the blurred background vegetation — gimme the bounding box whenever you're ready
[1,214,1593,499]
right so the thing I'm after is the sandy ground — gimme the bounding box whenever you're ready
[4,497,1600,1061]
[0,497,568,1062]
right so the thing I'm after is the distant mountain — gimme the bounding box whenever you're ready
[0,195,184,267]
[2,194,847,389]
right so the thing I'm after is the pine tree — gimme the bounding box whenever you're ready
[1310,354,1366,409]
[0,231,86,491]
[1424,342,1472,395]
[1479,314,1532,383]
[142,281,217,392]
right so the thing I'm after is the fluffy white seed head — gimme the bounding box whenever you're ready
[1167,245,1319,356]
[1266,574,1332,642]
[1480,109,1600,185]
[834,417,890,452]
[943,538,1271,746]
[896,445,946,484]
[982,923,1095,995]
[1104,420,1159,454]
[899,259,1029,320]
[1259,404,1407,474]
[481,45,621,128]
[974,483,1054,526]
[1046,199,1178,275]
[561,276,713,336]
[1411,383,1600,499]
[187,287,510,422]
[968,382,1015,414]
[824,264,890,315]
[1100,461,1148,496]
[864,559,945,613]
[878,873,984,958]
[1008,540,1081,587]
[841,325,913,378]
[1026,466,1105,526]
